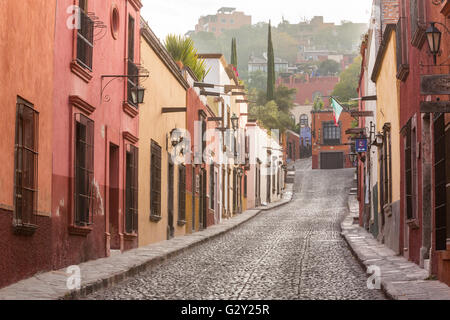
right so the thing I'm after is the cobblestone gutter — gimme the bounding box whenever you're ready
[341,195,450,300]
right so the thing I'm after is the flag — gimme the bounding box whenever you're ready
[331,98,344,126]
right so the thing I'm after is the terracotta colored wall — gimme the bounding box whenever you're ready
[286,132,300,161]
[138,34,187,247]
[311,111,354,169]
[277,76,339,107]
[0,0,56,288]
[425,0,450,283]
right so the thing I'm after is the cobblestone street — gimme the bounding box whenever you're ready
[85,160,386,300]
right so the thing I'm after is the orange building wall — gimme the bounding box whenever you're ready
[0,0,55,215]
[0,0,56,288]
[311,111,354,169]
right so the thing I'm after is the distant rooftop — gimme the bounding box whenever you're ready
[217,7,236,14]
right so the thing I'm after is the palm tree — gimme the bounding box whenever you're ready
[164,34,210,81]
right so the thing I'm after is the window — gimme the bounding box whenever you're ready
[178,165,186,223]
[150,140,162,218]
[125,144,138,234]
[74,114,94,227]
[200,114,207,163]
[14,98,39,227]
[300,114,309,127]
[322,122,341,145]
[244,174,247,198]
[128,15,135,61]
[76,0,94,70]
[272,172,276,193]
[127,15,138,108]
[111,6,120,39]
[380,124,392,224]
[404,120,416,221]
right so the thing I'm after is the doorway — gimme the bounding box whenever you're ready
[168,162,174,239]
[199,169,207,229]
[109,144,120,250]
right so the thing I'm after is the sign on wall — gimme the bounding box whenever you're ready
[355,138,368,153]
[420,74,450,95]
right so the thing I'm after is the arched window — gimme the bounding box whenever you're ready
[300,114,309,127]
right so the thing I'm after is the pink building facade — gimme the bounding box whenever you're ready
[51,0,143,268]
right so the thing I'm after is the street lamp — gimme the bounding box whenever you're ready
[131,85,146,105]
[349,152,358,164]
[372,132,384,147]
[426,22,442,65]
[231,113,239,130]
[170,128,183,146]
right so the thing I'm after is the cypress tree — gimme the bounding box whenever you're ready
[266,21,275,101]
[230,38,238,68]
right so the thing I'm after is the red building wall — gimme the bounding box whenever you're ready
[277,75,339,108]
[311,111,354,169]
[397,0,450,284]
[286,131,300,162]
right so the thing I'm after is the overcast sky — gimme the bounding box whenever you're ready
[141,0,373,40]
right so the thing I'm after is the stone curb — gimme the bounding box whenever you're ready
[0,185,295,300]
[341,196,450,300]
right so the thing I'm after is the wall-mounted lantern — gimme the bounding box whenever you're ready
[131,86,145,105]
[231,113,239,131]
[426,22,443,65]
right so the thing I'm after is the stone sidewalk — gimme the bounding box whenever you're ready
[341,194,450,300]
[0,183,294,300]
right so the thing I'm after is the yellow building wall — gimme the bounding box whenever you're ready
[375,31,401,203]
[139,35,187,247]
[185,192,201,233]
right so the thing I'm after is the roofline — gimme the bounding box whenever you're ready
[140,19,189,90]
[371,24,396,83]
[197,53,229,71]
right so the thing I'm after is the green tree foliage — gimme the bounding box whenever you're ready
[189,20,366,81]
[248,84,297,133]
[164,34,210,81]
[247,70,267,91]
[274,85,297,113]
[230,37,237,67]
[312,95,324,111]
[267,21,275,102]
[331,56,362,103]
[318,59,341,76]
[249,101,296,133]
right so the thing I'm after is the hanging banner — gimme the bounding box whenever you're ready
[355,138,368,153]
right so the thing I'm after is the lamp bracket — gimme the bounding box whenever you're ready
[100,74,149,103]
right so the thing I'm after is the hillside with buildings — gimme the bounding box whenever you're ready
[187,9,367,81]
